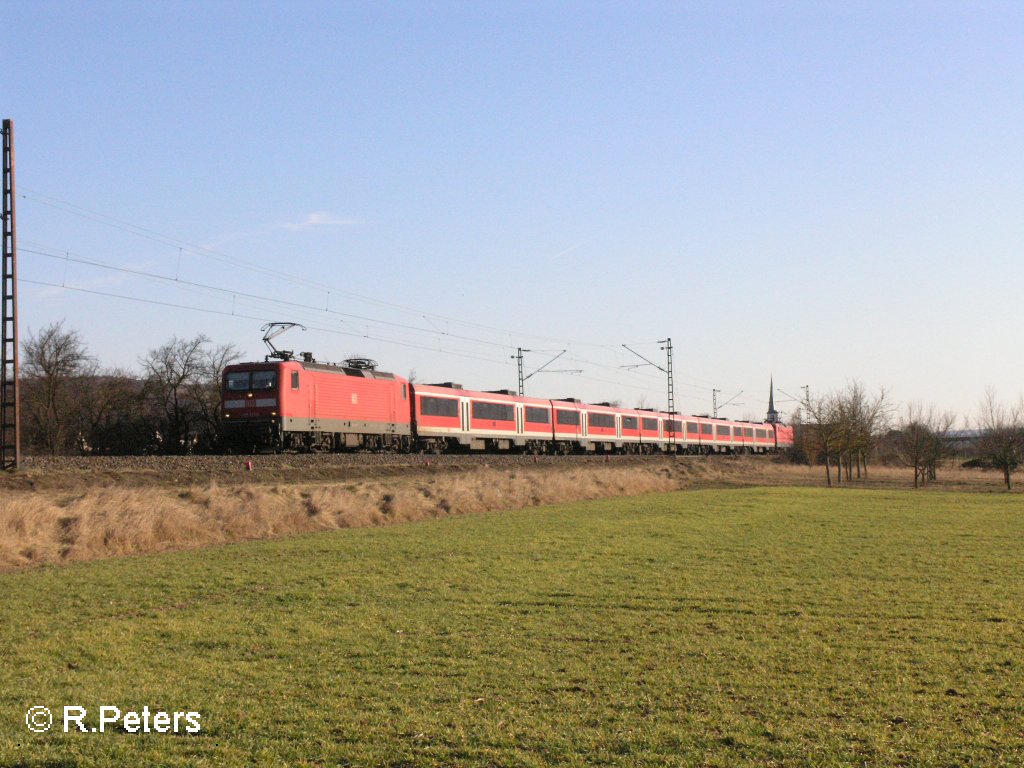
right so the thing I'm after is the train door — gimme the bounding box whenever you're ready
[461,400,470,434]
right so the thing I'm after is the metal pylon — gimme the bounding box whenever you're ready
[1,119,19,470]
[661,338,675,443]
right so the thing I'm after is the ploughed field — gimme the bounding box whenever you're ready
[2,487,1022,766]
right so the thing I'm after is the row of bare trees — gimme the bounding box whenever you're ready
[797,382,1024,490]
[974,390,1024,490]
[798,382,888,487]
[20,321,239,455]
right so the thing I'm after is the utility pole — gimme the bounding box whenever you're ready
[661,338,674,443]
[513,348,525,396]
[713,388,743,418]
[1,119,19,470]
[511,348,580,396]
[621,337,676,445]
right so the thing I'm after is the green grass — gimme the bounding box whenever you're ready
[1,487,1023,767]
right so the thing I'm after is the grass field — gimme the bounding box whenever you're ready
[1,487,1022,766]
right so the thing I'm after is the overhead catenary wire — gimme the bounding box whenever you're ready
[19,191,774,406]
[21,241,754,401]
[20,188,620,350]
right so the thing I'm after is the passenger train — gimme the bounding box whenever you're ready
[220,347,794,455]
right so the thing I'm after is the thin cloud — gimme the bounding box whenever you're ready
[283,212,360,231]
[550,240,589,260]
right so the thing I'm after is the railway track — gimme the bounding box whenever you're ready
[9,451,758,491]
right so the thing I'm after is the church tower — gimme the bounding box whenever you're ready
[766,377,780,424]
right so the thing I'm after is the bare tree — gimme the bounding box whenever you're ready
[72,370,151,454]
[141,335,239,452]
[895,403,956,488]
[802,391,843,487]
[976,389,1024,490]
[21,321,96,454]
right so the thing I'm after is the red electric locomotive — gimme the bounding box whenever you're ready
[220,325,412,452]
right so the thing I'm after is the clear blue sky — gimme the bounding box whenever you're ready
[5,1,1023,422]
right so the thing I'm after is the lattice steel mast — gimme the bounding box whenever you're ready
[1,119,19,470]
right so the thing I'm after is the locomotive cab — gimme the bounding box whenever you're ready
[220,364,283,450]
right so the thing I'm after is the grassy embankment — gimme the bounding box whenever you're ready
[2,456,1017,571]
[1,486,1022,766]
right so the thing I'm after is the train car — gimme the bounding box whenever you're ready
[773,423,795,450]
[550,398,583,452]
[412,383,555,452]
[637,410,661,451]
[221,359,411,452]
[617,407,644,452]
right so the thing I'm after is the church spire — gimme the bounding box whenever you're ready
[766,377,780,424]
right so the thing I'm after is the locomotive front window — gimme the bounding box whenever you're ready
[251,371,278,390]
[226,372,250,391]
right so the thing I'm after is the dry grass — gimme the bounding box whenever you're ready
[0,456,1017,572]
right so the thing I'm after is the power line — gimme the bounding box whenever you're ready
[21,244,530,352]
[17,277,517,368]
[19,192,771,403]
[19,188,620,350]
[22,242,754,403]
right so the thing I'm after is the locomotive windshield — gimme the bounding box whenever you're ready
[226,372,250,391]
[251,371,278,390]
[225,370,278,391]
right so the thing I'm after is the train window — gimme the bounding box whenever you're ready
[556,410,580,426]
[716,425,731,437]
[525,407,550,424]
[421,396,459,418]
[756,429,766,439]
[642,418,658,431]
[701,423,713,435]
[687,422,698,434]
[472,402,514,421]
[621,416,638,430]
[744,427,754,437]
[589,413,615,429]
[226,372,250,391]
[666,419,682,433]
[251,371,277,390]
[291,372,300,390]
